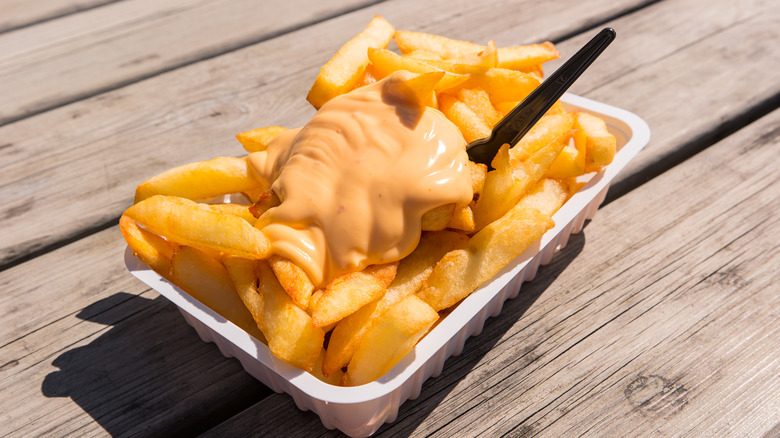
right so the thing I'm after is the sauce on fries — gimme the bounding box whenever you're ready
[249,71,472,286]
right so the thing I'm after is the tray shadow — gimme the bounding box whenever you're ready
[41,292,270,437]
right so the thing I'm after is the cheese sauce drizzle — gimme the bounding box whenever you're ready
[248,71,472,286]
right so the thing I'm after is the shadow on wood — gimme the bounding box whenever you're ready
[40,293,271,437]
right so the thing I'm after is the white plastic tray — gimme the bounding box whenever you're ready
[124,93,650,437]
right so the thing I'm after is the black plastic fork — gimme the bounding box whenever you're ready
[466,28,616,167]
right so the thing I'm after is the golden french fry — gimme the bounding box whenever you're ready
[206,203,256,223]
[394,31,558,71]
[394,30,484,58]
[268,254,314,309]
[446,204,475,232]
[404,49,443,60]
[310,262,398,328]
[545,134,586,179]
[322,230,467,376]
[421,203,456,231]
[468,160,488,201]
[473,130,568,230]
[170,246,264,340]
[497,42,559,70]
[311,350,344,385]
[356,63,381,88]
[221,255,265,340]
[236,126,287,153]
[255,261,324,371]
[343,294,438,386]
[465,67,541,103]
[447,41,497,67]
[134,157,263,204]
[306,15,395,109]
[417,207,554,311]
[367,48,469,92]
[248,190,281,219]
[510,112,575,162]
[385,70,445,107]
[516,178,570,217]
[495,100,565,118]
[124,195,271,259]
[120,215,175,276]
[576,112,617,172]
[457,87,502,127]
[439,93,492,143]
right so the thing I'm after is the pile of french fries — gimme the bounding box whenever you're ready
[121,15,616,386]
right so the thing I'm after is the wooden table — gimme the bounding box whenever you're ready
[1,0,778,436]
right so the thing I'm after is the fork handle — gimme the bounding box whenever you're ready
[467,27,616,167]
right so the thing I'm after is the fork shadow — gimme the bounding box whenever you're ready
[41,292,271,437]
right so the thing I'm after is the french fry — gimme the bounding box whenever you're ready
[343,294,438,386]
[447,41,497,68]
[473,131,568,230]
[306,15,395,109]
[404,49,443,61]
[248,190,281,219]
[310,262,398,328]
[497,42,559,70]
[465,67,541,103]
[417,207,554,311]
[124,195,271,259]
[236,126,287,153]
[221,255,265,337]
[446,204,476,232]
[311,350,344,385]
[394,30,484,58]
[394,31,558,71]
[120,215,175,276]
[516,178,571,217]
[323,230,467,376]
[134,157,263,204]
[457,87,502,127]
[384,71,444,108]
[468,160,488,201]
[576,112,617,172]
[510,113,575,162]
[206,203,256,223]
[421,203,457,231]
[253,261,324,371]
[268,254,314,309]
[496,100,565,118]
[439,93,492,143]
[545,131,586,179]
[367,48,469,92]
[170,246,264,340]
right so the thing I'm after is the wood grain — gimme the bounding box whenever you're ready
[0,0,378,125]
[0,0,116,33]
[1,0,778,436]
[204,94,780,438]
[0,228,274,436]
[0,0,656,268]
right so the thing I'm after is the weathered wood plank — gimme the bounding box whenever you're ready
[0,0,655,268]
[0,0,116,33]
[1,0,778,436]
[203,92,780,438]
[0,1,659,436]
[0,0,377,125]
[0,229,273,437]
